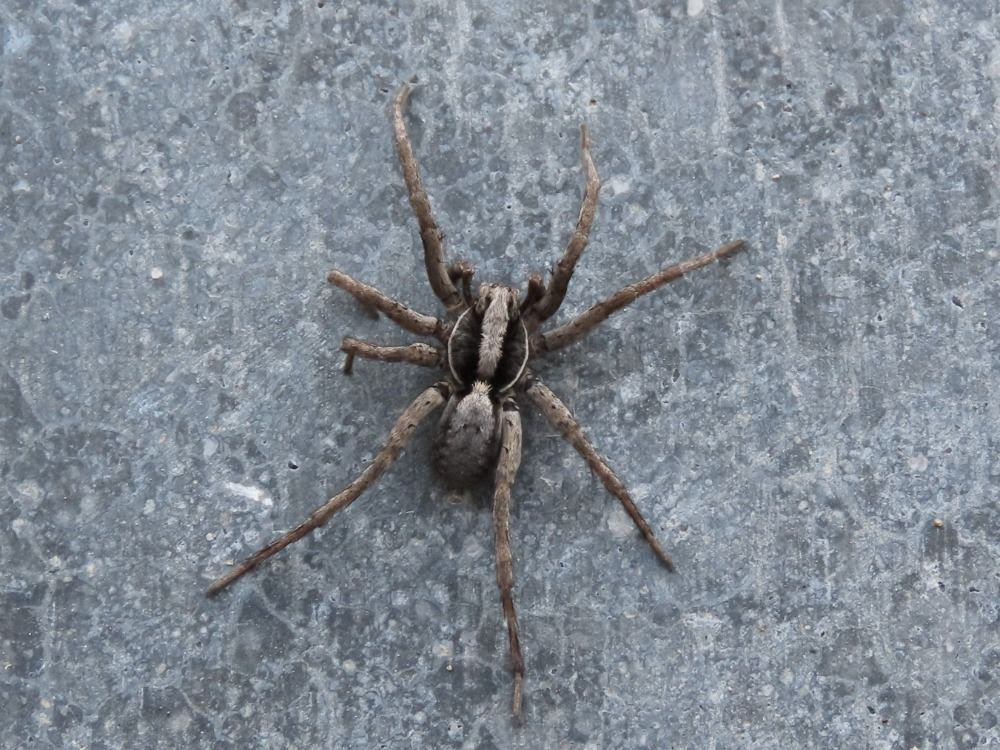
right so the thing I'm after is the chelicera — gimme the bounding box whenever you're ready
[207,84,747,717]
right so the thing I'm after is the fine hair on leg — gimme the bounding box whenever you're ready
[524,377,674,571]
[340,337,443,375]
[493,399,525,716]
[538,240,747,354]
[206,383,449,595]
[526,125,602,327]
[393,84,463,314]
[327,270,445,341]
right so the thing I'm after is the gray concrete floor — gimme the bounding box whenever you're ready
[2,1,998,748]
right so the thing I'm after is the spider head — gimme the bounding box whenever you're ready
[447,284,529,394]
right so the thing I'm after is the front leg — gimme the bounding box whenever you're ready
[393,84,464,315]
[492,398,525,717]
[525,125,601,327]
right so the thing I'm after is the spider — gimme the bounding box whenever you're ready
[206,83,747,717]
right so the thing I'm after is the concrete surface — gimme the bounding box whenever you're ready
[2,1,998,748]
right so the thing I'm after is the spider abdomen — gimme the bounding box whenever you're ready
[431,382,502,486]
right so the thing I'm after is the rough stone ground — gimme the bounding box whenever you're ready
[1,1,997,748]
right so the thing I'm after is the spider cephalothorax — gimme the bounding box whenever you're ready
[207,84,747,717]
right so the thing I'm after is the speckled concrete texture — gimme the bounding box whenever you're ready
[2,1,998,748]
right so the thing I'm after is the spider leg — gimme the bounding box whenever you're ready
[340,337,443,375]
[206,383,449,595]
[526,125,601,327]
[327,270,446,341]
[394,84,464,314]
[492,398,525,716]
[524,377,674,571]
[537,240,746,354]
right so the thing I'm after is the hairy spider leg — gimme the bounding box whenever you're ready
[524,377,675,571]
[527,125,602,327]
[394,84,464,315]
[538,239,747,354]
[206,383,449,595]
[340,337,443,375]
[492,398,525,716]
[327,270,446,341]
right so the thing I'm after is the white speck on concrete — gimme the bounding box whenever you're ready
[225,482,273,507]
[203,438,218,458]
[606,506,635,540]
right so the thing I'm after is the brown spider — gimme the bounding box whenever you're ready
[206,84,746,717]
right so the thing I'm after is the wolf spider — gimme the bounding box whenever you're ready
[207,83,746,716]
